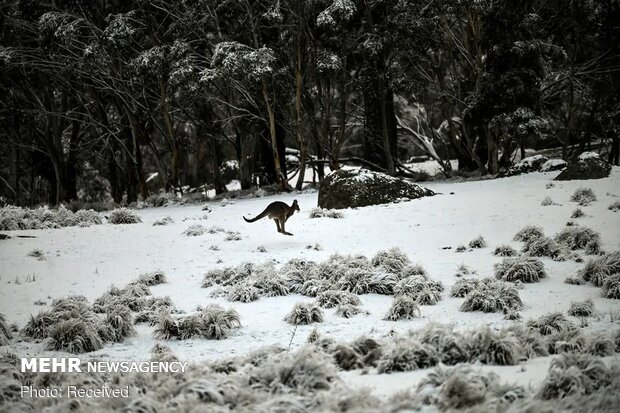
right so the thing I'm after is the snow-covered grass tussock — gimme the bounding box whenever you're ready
[93,283,151,312]
[568,299,596,317]
[0,313,12,345]
[183,223,206,236]
[227,284,260,302]
[27,249,45,260]
[107,207,142,224]
[371,247,411,273]
[570,187,597,206]
[0,205,102,231]
[465,327,522,366]
[413,324,469,366]
[494,256,547,283]
[528,312,576,336]
[394,275,443,305]
[335,304,366,318]
[285,302,324,325]
[571,208,585,218]
[493,244,517,256]
[554,225,601,254]
[315,290,361,308]
[460,278,522,313]
[513,225,545,243]
[152,216,174,226]
[131,270,167,287]
[537,354,612,400]
[468,235,487,248]
[153,305,240,340]
[541,196,555,206]
[450,278,480,298]
[601,274,620,299]
[609,201,620,212]
[309,207,344,219]
[384,296,421,321]
[377,338,438,373]
[578,251,620,287]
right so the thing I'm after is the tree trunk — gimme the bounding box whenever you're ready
[261,80,289,190]
[486,127,499,174]
[294,45,307,190]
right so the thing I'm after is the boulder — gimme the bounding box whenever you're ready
[540,159,567,172]
[554,152,612,181]
[318,169,435,209]
[498,155,548,177]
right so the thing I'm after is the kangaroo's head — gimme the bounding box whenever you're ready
[292,199,300,212]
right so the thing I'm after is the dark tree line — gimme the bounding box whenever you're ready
[1,0,619,206]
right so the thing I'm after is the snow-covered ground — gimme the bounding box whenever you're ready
[1,167,620,399]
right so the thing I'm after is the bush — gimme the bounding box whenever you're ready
[494,256,546,283]
[528,312,576,335]
[384,296,421,321]
[468,235,487,248]
[371,247,411,273]
[183,224,206,236]
[570,187,597,206]
[108,208,142,224]
[153,305,241,340]
[514,225,545,243]
[335,304,366,318]
[568,299,595,317]
[309,207,344,219]
[579,251,620,286]
[493,244,517,257]
[601,274,620,299]
[460,279,522,313]
[48,319,104,353]
[609,201,620,212]
[285,303,324,325]
[555,226,601,253]
[541,196,555,206]
[153,216,174,226]
[377,339,438,373]
[0,313,12,345]
[316,290,361,308]
[571,208,585,218]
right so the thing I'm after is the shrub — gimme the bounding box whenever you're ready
[377,339,439,373]
[48,319,104,353]
[493,244,517,257]
[571,208,585,218]
[555,226,601,253]
[108,208,142,224]
[601,274,620,299]
[183,224,206,236]
[227,284,260,302]
[153,216,174,226]
[384,296,421,321]
[335,304,365,318]
[609,201,620,212]
[541,196,554,206]
[309,207,344,219]
[153,305,241,340]
[316,290,361,308]
[460,279,522,313]
[468,236,487,248]
[0,313,12,345]
[570,187,596,206]
[371,247,411,273]
[285,303,324,325]
[514,225,545,243]
[568,299,595,317]
[579,251,620,286]
[494,256,546,283]
[528,312,576,335]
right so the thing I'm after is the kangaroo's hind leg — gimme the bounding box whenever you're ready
[280,220,293,236]
[274,219,282,233]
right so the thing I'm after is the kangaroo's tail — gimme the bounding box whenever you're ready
[243,208,269,223]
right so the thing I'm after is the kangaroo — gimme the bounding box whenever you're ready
[243,200,300,236]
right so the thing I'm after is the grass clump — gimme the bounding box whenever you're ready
[514,225,545,243]
[335,304,366,318]
[493,244,517,257]
[309,207,344,219]
[609,201,620,212]
[285,303,324,325]
[460,279,522,313]
[377,339,438,373]
[384,296,421,321]
[108,208,142,224]
[132,271,167,286]
[316,290,361,308]
[153,305,240,340]
[564,275,585,285]
[227,284,260,303]
[0,313,12,345]
[0,205,102,231]
[568,299,595,317]
[455,245,467,252]
[528,312,576,335]
[601,274,620,299]
[537,354,611,399]
[182,224,206,236]
[466,328,522,365]
[570,187,596,206]
[371,247,411,273]
[541,196,555,206]
[578,251,620,287]
[494,256,547,283]
[394,275,443,305]
[153,216,174,226]
[27,249,45,260]
[468,235,487,248]
[48,319,104,353]
[450,278,480,298]
[554,226,601,254]
[571,208,585,218]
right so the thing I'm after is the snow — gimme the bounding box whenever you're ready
[1,167,620,389]
[578,151,600,161]
[515,154,545,168]
[541,159,567,172]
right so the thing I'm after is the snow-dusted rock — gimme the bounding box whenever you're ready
[318,169,435,209]
[540,159,567,172]
[555,151,611,181]
[498,155,548,177]
[220,160,239,184]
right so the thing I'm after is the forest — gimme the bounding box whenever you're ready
[0,0,619,206]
